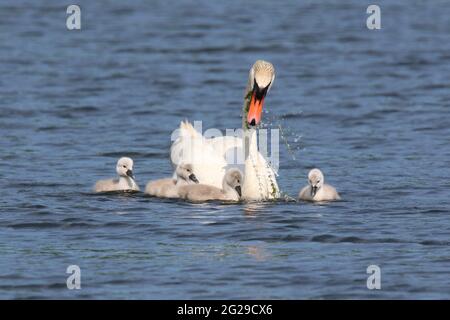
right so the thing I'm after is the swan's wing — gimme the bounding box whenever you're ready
[207,136,242,156]
[207,136,244,168]
[170,121,226,188]
[170,120,203,167]
[172,122,243,166]
[210,136,278,171]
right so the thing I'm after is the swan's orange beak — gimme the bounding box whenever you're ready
[247,91,265,127]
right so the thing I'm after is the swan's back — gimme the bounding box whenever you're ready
[178,184,227,202]
[94,178,118,193]
[319,184,340,201]
[298,185,313,201]
[94,178,139,193]
[145,178,174,196]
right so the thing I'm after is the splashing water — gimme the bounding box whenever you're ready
[262,109,304,162]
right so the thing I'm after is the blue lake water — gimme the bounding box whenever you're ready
[0,0,449,299]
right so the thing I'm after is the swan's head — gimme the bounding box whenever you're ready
[308,168,324,197]
[116,157,135,179]
[246,60,275,128]
[176,163,199,184]
[225,168,243,198]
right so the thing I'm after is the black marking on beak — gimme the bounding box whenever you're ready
[253,80,270,101]
[235,186,242,198]
[126,170,134,179]
[311,186,318,197]
[247,81,271,128]
[189,173,199,184]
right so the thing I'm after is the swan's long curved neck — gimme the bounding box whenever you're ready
[241,86,255,159]
[242,96,268,200]
[241,87,279,200]
[242,89,252,131]
[242,129,265,200]
[243,128,258,160]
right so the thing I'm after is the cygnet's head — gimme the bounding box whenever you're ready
[224,169,243,198]
[116,157,135,179]
[308,168,324,197]
[176,163,199,183]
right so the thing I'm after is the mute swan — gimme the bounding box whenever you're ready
[170,60,279,201]
[178,168,242,202]
[145,163,199,198]
[299,169,340,202]
[94,157,140,193]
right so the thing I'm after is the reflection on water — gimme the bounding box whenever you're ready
[242,202,270,216]
[246,245,271,262]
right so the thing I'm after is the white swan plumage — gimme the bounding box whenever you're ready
[170,60,280,201]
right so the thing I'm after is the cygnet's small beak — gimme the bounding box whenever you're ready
[311,186,318,197]
[126,169,135,179]
[235,185,242,198]
[189,173,199,184]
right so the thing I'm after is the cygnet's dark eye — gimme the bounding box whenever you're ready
[123,165,126,168]
[237,180,240,183]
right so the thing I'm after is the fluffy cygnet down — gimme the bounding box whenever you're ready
[299,168,340,202]
[178,168,243,202]
[94,157,140,193]
[145,163,199,198]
